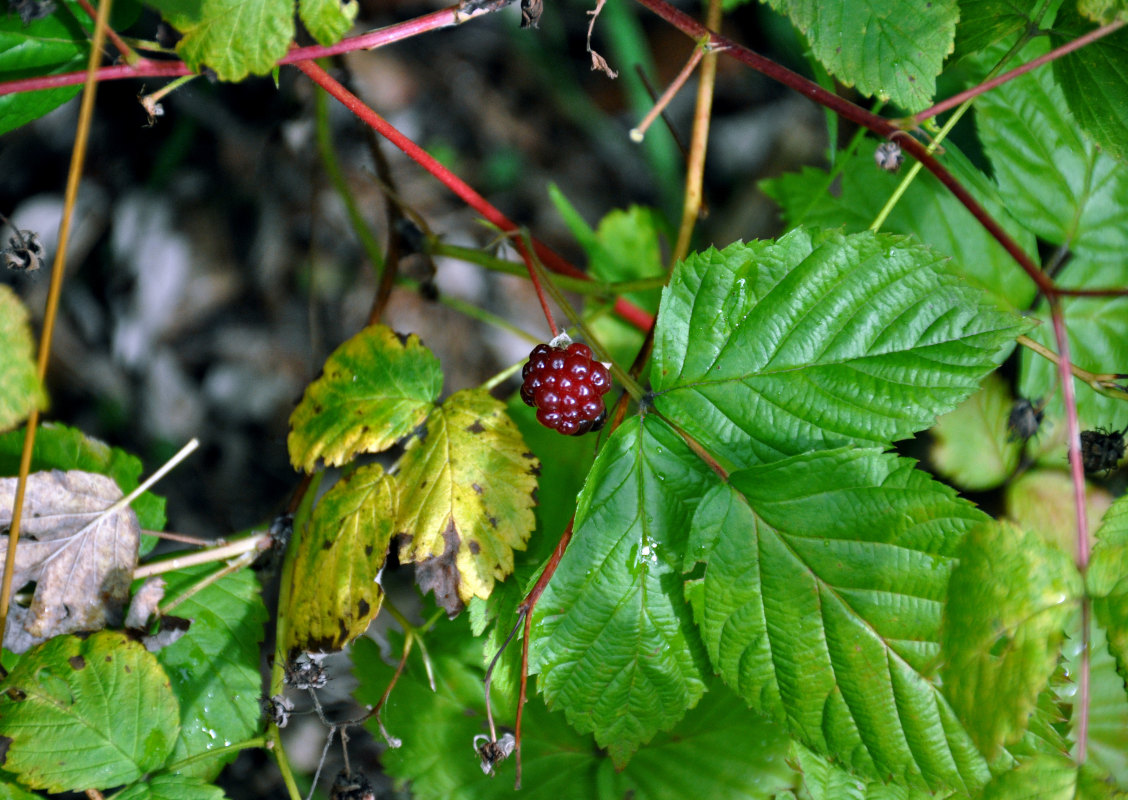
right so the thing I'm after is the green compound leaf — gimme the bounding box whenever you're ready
[976,40,1128,430]
[352,617,794,800]
[942,520,1082,759]
[285,463,394,654]
[157,565,266,780]
[396,389,538,615]
[0,631,180,792]
[530,415,718,766]
[762,0,956,112]
[978,755,1123,800]
[288,325,442,472]
[0,422,167,546]
[146,0,294,82]
[115,775,228,800]
[1052,3,1128,164]
[689,447,990,793]
[930,373,1022,491]
[760,141,1039,309]
[651,229,1029,469]
[951,0,1036,64]
[299,0,358,45]
[0,287,46,434]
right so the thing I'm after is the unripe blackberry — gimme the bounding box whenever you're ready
[521,341,610,435]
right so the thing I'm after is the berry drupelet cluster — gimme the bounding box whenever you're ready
[521,341,611,435]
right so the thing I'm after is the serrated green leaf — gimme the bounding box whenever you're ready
[651,229,1029,469]
[396,389,537,615]
[530,415,718,765]
[978,755,1123,800]
[285,462,393,654]
[692,447,990,792]
[1007,470,1113,555]
[942,520,1082,758]
[115,775,228,800]
[352,618,795,800]
[157,566,266,780]
[975,40,1128,429]
[299,0,357,45]
[146,0,294,82]
[0,287,46,434]
[762,0,957,111]
[0,632,180,792]
[0,422,167,547]
[931,373,1022,490]
[288,325,442,472]
[1053,4,1128,163]
[950,0,1035,63]
[760,141,1039,308]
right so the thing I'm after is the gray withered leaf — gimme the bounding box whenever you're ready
[0,470,140,652]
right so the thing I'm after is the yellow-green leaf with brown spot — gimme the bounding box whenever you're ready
[288,325,442,472]
[395,389,539,615]
[285,463,395,654]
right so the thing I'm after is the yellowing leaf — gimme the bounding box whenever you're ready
[0,285,46,433]
[0,470,140,652]
[395,390,538,615]
[285,463,395,654]
[288,325,442,472]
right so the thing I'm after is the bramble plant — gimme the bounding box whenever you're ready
[0,0,1127,798]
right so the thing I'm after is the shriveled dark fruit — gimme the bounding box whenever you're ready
[521,341,611,435]
[1080,428,1126,474]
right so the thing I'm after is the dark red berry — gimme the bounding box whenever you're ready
[521,340,612,435]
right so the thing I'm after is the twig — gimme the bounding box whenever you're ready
[630,0,1055,299]
[634,66,691,158]
[0,0,113,658]
[630,47,703,143]
[157,548,261,615]
[912,19,1127,124]
[670,0,722,265]
[483,611,526,742]
[133,533,272,579]
[73,0,137,63]
[513,518,574,789]
[1016,335,1128,401]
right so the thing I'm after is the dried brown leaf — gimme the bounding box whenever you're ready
[0,470,140,652]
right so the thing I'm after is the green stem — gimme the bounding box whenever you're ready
[430,242,668,295]
[314,85,386,278]
[396,276,539,344]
